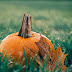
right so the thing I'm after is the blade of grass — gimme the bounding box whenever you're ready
[23,47,28,72]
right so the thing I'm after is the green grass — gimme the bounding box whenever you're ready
[0,1,72,71]
[0,48,71,72]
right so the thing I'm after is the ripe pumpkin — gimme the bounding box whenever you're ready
[0,13,67,71]
[0,13,55,60]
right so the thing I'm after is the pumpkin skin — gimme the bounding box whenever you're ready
[0,31,55,60]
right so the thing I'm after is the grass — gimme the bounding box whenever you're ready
[0,48,70,72]
[0,1,72,71]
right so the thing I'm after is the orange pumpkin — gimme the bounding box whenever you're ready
[0,13,67,71]
[0,13,55,60]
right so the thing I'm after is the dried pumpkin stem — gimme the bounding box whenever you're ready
[18,13,32,38]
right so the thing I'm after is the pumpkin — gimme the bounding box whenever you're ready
[0,13,54,60]
[0,13,67,71]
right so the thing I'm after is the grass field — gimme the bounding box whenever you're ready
[0,1,72,70]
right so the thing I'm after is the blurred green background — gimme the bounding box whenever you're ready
[0,1,72,67]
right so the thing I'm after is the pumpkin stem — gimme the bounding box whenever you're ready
[18,13,32,38]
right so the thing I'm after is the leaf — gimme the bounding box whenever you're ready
[53,46,68,70]
[55,46,68,64]
[35,35,52,61]
[35,35,68,71]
